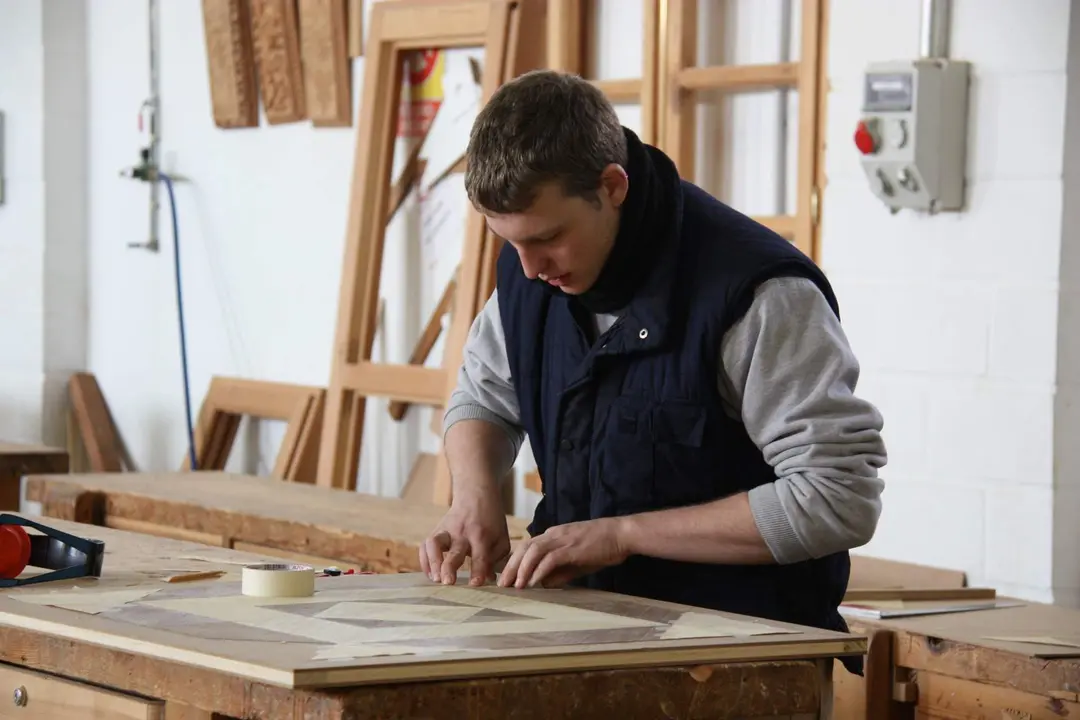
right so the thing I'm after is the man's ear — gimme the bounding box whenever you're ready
[598,163,629,208]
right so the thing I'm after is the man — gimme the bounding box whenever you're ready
[419,70,886,645]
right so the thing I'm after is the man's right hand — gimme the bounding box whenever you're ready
[419,491,511,587]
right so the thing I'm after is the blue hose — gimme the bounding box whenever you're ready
[158,171,198,470]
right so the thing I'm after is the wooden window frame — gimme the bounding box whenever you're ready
[316,0,545,496]
[660,0,830,261]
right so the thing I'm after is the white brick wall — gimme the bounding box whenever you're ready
[823,0,1074,603]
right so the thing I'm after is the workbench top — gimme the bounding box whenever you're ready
[0,514,863,719]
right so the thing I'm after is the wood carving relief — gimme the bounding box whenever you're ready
[250,0,307,123]
[298,0,352,126]
[201,0,259,128]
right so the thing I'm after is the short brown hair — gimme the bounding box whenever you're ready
[464,69,628,214]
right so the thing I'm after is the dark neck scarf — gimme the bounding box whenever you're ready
[535,127,681,315]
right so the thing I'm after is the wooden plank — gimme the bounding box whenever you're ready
[0,514,863,693]
[24,472,529,574]
[347,0,363,56]
[753,214,795,237]
[794,0,825,258]
[249,0,307,123]
[640,0,660,144]
[200,0,260,128]
[676,62,800,92]
[591,78,640,103]
[849,554,967,590]
[68,372,125,473]
[298,0,353,127]
[660,0,697,178]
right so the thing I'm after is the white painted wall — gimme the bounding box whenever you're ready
[0,1,46,444]
[1,0,1078,604]
[822,0,1075,605]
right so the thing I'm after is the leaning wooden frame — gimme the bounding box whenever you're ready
[182,376,325,484]
[316,0,545,493]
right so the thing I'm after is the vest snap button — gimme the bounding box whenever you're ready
[639,328,649,339]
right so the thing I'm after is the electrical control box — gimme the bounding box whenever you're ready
[855,58,970,214]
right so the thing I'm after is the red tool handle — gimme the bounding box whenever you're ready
[0,524,31,579]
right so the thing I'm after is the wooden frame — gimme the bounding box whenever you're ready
[660,0,829,261]
[547,0,661,146]
[317,0,544,492]
[183,376,325,484]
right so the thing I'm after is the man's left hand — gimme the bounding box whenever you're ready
[497,517,631,589]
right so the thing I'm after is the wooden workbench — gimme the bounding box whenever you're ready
[836,597,1080,719]
[0,441,68,511]
[23,471,530,572]
[0,514,864,719]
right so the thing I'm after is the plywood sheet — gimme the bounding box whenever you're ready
[298,0,352,126]
[200,0,260,128]
[250,0,306,123]
[0,516,860,692]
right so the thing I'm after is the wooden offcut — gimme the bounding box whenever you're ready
[316,0,545,493]
[68,372,126,473]
[200,0,260,128]
[298,0,352,126]
[250,0,307,123]
[181,376,324,484]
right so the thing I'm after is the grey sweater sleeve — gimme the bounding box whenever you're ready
[442,290,526,459]
[443,278,887,567]
[722,276,887,564]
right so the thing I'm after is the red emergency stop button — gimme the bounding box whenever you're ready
[854,119,878,155]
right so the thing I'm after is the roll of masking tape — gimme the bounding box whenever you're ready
[241,563,315,598]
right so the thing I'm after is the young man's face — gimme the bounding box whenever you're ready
[484,165,629,295]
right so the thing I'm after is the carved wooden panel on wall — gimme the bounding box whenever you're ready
[250,0,307,123]
[299,0,353,126]
[201,0,260,128]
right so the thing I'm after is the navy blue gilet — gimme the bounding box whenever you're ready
[496,178,853,639]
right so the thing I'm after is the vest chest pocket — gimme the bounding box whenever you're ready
[603,396,713,513]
